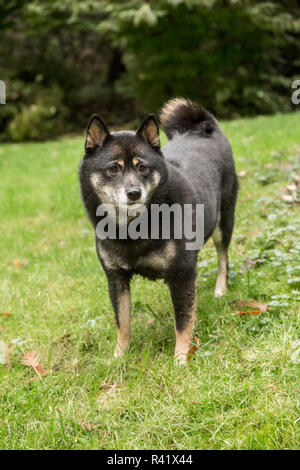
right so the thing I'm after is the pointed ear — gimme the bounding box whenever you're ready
[85,115,110,151]
[136,114,160,149]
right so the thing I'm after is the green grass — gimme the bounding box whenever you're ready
[0,112,299,450]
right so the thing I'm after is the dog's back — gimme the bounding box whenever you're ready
[160,98,238,242]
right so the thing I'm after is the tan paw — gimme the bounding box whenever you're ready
[113,343,127,358]
[214,284,227,298]
[174,353,188,366]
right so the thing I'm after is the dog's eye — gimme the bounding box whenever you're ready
[107,165,119,177]
[138,164,149,175]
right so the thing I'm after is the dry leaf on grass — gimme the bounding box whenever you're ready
[235,309,261,315]
[187,337,200,361]
[78,421,102,432]
[20,351,52,379]
[267,383,289,396]
[0,341,9,366]
[0,312,12,317]
[60,332,71,340]
[232,301,268,316]
[13,258,29,268]
[146,318,155,325]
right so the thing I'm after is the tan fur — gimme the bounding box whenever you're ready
[160,97,189,125]
[132,156,140,166]
[114,291,131,357]
[213,225,228,297]
[152,171,161,186]
[174,284,197,365]
[135,241,176,271]
[98,242,130,271]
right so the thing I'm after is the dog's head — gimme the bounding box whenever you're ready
[82,114,167,212]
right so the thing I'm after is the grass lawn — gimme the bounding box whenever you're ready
[0,112,299,450]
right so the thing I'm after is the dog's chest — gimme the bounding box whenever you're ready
[97,240,176,276]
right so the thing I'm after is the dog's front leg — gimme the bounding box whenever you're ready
[168,273,197,365]
[107,271,131,358]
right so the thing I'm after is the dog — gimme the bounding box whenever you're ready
[79,98,238,364]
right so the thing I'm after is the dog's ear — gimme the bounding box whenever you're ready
[85,115,110,152]
[136,114,160,150]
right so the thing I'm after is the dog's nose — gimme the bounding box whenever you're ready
[126,188,141,201]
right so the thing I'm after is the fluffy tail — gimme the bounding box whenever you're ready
[160,97,218,140]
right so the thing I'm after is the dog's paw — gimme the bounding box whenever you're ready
[113,344,126,358]
[214,285,227,297]
[174,353,188,366]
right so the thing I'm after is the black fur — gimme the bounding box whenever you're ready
[161,98,217,140]
[79,98,238,358]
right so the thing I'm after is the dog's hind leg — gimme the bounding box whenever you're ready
[213,225,228,297]
[107,271,131,358]
[213,180,238,297]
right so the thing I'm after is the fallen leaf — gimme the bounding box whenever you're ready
[78,421,102,432]
[267,382,288,396]
[20,351,51,379]
[233,301,268,315]
[235,309,261,316]
[60,332,71,340]
[36,364,50,375]
[13,258,29,268]
[187,337,200,361]
[146,318,155,325]
[267,382,278,390]
[0,312,12,317]
[238,301,267,311]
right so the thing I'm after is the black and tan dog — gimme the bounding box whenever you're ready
[79,98,238,364]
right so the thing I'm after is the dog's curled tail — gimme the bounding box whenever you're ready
[160,97,218,140]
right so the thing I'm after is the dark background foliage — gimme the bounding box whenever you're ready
[0,0,299,141]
